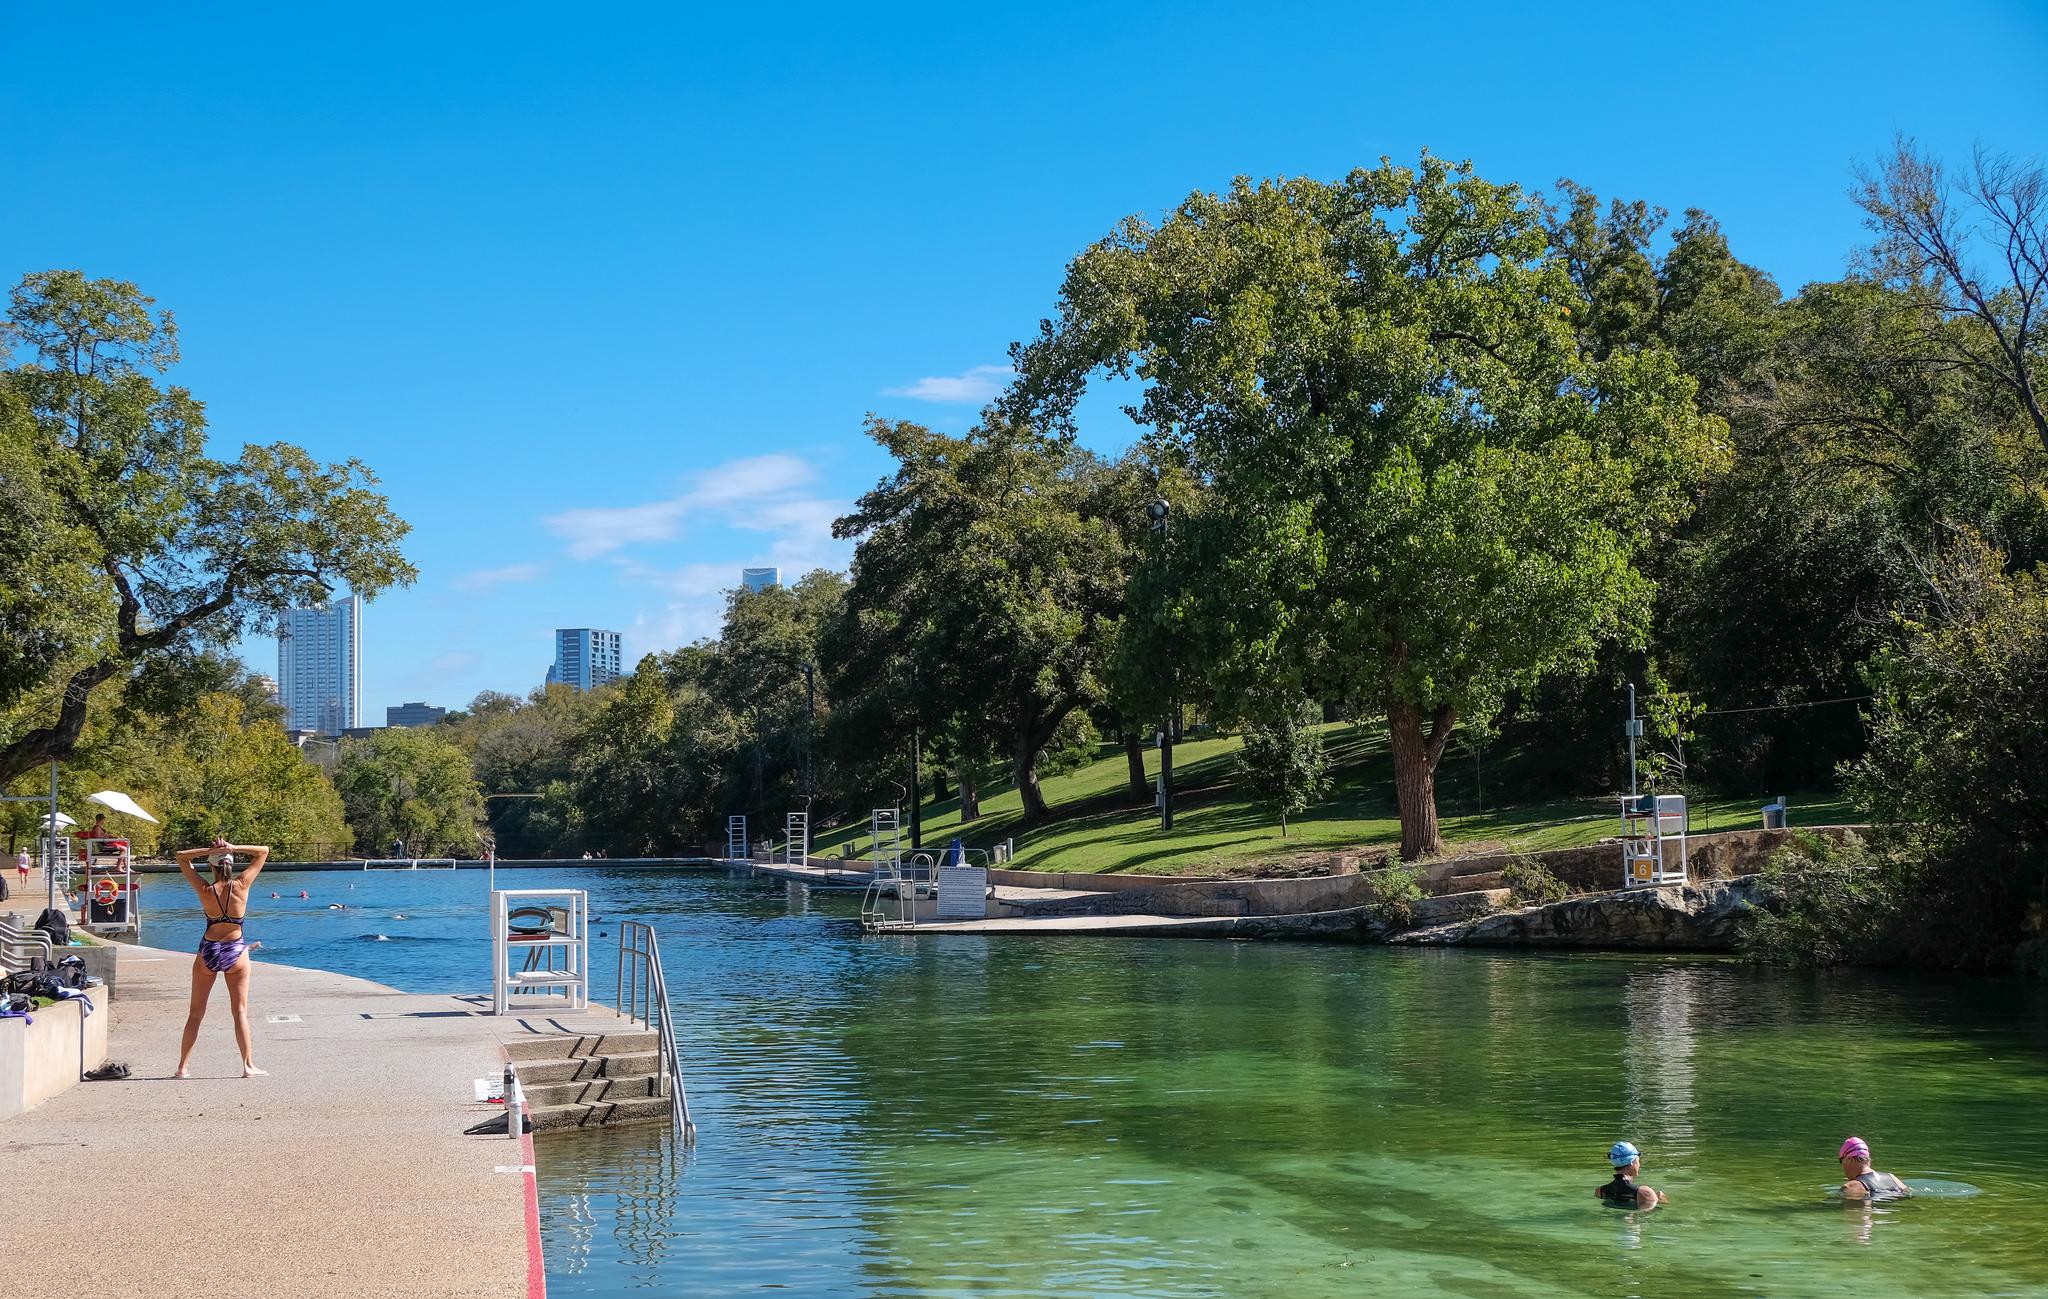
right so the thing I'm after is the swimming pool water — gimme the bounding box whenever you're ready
[150,867,2048,1298]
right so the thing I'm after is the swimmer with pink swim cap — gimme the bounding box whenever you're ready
[1839,1136,1911,1200]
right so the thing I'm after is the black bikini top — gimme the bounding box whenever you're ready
[202,881,246,927]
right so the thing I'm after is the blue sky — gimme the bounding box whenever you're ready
[6,1,2046,718]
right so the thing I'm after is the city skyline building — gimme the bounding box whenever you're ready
[742,566,780,593]
[386,701,446,728]
[550,627,622,692]
[278,595,361,734]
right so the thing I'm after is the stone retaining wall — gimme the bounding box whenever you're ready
[991,826,1863,918]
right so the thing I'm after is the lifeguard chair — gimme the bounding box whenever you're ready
[1620,793,1688,888]
[491,888,588,1013]
[80,837,141,939]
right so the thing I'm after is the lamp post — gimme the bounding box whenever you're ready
[1147,498,1175,831]
[800,662,817,807]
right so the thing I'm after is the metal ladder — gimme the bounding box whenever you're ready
[616,921,697,1144]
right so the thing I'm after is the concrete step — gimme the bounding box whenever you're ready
[523,1074,666,1109]
[502,1030,658,1063]
[528,1093,674,1132]
[1431,870,1505,895]
[515,1050,660,1084]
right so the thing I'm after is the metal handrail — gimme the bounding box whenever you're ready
[616,921,696,1145]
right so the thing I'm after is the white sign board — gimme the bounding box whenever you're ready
[936,867,988,920]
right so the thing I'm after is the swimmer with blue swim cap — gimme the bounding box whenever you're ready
[1838,1137,1911,1201]
[1595,1140,1665,1210]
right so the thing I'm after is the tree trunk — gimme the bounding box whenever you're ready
[1012,733,1051,823]
[1388,698,1457,861]
[1124,730,1148,802]
[958,759,979,822]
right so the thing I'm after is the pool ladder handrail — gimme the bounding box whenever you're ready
[616,920,697,1145]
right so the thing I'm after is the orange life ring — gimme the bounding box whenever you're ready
[92,877,120,905]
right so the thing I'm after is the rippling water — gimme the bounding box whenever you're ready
[151,867,2048,1297]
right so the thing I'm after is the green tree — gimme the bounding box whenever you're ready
[153,692,350,851]
[334,726,483,855]
[709,571,846,815]
[1009,157,1727,857]
[831,418,1132,823]
[1235,699,1331,836]
[0,271,414,782]
[1851,534,2048,967]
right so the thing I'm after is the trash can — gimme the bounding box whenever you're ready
[1761,798,1788,830]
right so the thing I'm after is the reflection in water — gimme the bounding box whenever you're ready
[1623,965,1701,1153]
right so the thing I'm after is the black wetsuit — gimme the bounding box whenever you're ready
[1597,1173,1643,1207]
[1855,1170,1911,1200]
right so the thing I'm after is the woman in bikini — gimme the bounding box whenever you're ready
[173,836,270,1078]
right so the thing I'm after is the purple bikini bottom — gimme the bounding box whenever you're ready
[198,938,247,973]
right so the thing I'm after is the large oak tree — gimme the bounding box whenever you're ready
[1008,156,1727,857]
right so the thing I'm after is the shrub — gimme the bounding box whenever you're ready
[1736,831,1907,967]
[1363,863,1425,929]
[1500,856,1569,907]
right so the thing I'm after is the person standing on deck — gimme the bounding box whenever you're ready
[172,837,272,1078]
[1595,1141,1666,1210]
[14,847,27,885]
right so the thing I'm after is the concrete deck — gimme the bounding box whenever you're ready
[868,907,1371,938]
[751,859,1106,904]
[0,908,541,1298]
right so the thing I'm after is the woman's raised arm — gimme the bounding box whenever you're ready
[228,843,271,884]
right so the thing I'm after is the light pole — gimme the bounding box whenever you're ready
[800,662,817,808]
[1147,498,1175,831]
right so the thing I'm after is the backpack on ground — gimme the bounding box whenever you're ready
[33,907,71,947]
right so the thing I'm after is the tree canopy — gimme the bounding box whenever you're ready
[0,271,414,782]
[1008,156,1729,856]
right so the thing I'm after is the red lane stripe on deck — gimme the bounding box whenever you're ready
[521,1103,547,1299]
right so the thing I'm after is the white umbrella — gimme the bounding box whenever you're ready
[87,790,158,824]
[41,811,76,830]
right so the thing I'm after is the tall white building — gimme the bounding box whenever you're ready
[551,628,622,692]
[278,595,361,734]
[741,566,780,593]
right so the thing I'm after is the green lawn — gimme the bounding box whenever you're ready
[807,721,1855,877]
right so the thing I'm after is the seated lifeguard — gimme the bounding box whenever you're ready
[1596,1141,1664,1210]
[1838,1137,1911,1201]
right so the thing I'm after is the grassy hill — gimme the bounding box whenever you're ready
[808,721,1852,877]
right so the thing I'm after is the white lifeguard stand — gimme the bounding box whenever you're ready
[725,815,748,861]
[79,837,142,939]
[492,888,588,1014]
[869,807,901,878]
[1620,793,1688,887]
[784,811,809,866]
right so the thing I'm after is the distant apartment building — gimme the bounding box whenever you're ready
[278,595,361,734]
[550,628,622,692]
[250,674,280,704]
[386,701,446,728]
[741,566,780,593]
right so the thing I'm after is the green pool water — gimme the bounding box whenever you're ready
[525,874,2048,1298]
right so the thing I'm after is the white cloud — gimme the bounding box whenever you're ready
[883,363,1013,404]
[453,562,544,592]
[542,454,821,560]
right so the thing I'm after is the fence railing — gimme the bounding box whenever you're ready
[616,921,696,1145]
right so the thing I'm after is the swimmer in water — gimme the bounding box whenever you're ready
[1595,1141,1665,1211]
[1838,1137,1911,1200]
[327,902,346,910]
[298,889,309,899]
[393,913,408,919]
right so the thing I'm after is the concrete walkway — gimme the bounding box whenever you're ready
[0,929,538,1298]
